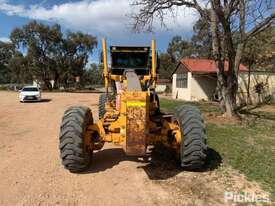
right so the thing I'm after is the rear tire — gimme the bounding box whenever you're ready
[176,105,207,170]
[98,94,108,119]
[59,106,92,173]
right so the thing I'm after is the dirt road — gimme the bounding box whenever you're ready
[0,91,268,206]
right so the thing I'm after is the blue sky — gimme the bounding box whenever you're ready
[0,0,198,63]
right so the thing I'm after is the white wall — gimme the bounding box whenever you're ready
[238,72,275,104]
[172,73,216,101]
[172,72,192,100]
[155,85,167,93]
[173,71,275,103]
[190,75,216,101]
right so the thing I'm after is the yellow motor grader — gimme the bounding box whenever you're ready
[59,39,207,172]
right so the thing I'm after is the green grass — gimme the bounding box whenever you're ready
[160,98,220,113]
[207,123,275,196]
[160,98,275,199]
[241,110,275,121]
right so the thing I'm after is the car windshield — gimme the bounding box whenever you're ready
[22,87,39,92]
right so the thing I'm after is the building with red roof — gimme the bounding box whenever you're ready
[177,59,248,74]
[172,58,249,101]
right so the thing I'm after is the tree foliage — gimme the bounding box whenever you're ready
[0,41,15,83]
[191,17,212,59]
[8,21,97,89]
[8,52,31,84]
[158,17,213,79]
[81,63,103,87]
[243,26,275,71]
[158,53,175,78]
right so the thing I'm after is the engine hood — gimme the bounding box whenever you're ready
[20,91,40,96]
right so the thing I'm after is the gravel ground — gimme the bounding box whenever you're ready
[0,91,269,206]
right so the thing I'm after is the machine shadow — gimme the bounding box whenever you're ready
[82,146,222,180]
[82,148,144,174]
[139,146,222,180]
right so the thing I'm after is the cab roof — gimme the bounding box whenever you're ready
[110,46,150,52]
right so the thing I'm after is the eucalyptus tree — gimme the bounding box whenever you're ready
[10,21,97,89]
[10,21,62,89]
[0,41,15,83]
[57,32,97,88]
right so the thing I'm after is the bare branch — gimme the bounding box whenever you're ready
[246,12,275,40]
[131,0,209,32]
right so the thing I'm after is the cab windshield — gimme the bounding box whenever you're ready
[22,87,39,92]
[111,52,149,68]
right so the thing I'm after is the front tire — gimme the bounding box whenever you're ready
[176,105,207,170]
[59,106,93,173]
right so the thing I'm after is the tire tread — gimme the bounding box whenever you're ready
[176,105,207,170]
[59,106,92,172]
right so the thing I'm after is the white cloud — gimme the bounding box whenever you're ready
[0,1,25,15]
[0,37,11,42]
[0,0,198,39]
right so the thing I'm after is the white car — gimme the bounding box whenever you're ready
[19,86,41,102]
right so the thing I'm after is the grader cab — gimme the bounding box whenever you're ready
[59,39,207,173]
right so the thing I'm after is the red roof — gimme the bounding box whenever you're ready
[179,59,248,74]
[156,78,171,83]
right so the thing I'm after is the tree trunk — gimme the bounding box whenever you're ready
[222,89,234,116]
[247,62,252,104]
[223,78,236,117]
[44,79,52,91]
[53,71,59,90]
[210,7,235,117]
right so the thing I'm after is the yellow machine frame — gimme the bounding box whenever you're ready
[84,39,182,156]
[59,38,207,173]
